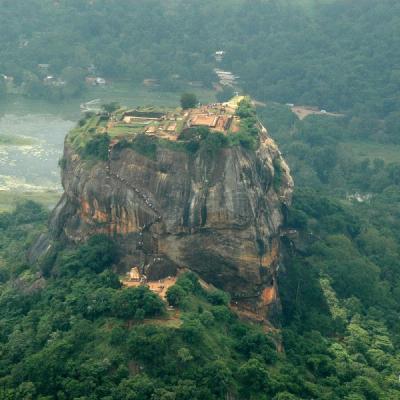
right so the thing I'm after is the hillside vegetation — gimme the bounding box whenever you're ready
[2,107,400,397]
[1,197,400,399]
[1,0,400,398]
[1,0,399,142]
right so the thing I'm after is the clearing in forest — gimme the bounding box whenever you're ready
[291,105,344,120]
[122,276,178,300]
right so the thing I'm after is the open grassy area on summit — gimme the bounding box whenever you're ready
[83,82,217,109]
[69,96,262,162]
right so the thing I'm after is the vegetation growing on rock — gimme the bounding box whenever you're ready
[81,133,110,161]
[67,97,264,163]
[1,194,400,398]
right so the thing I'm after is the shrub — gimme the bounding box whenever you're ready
[82,133,110,161]
[78,118,86,127]
[110,325,127,346]
[238,358,271,395]
[176,272,203,294]
[206,289,230,306]
[230,98,260,150]
[229,131,256,149]
[78,234,119,273]
[273,392,300,400]
[166,284,187,307]
[199,131,228,156]
[180,93,198,109]
[180,318,203,344]
[13,201,48,224]
[185,140,200,153]
[273,158,283,191]
[102,102,120,113]
[236,99,256,119]
[199,310,215,326]
[287,208,308,230]
[236,331,277,363]
[131,134,157,160]
[128,325,171,365]
[56,234,119,276]
[99,270,122,289]
[211,305,234,323]
[112,286,164,319]
[58,157,67,170]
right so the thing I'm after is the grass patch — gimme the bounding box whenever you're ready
[343,140,400,164]
[108,124,146,137]
[68,115,102,151]
[84,82,217,109]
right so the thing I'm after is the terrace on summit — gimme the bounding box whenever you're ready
[68,96,252,152]
[111,98,243,141]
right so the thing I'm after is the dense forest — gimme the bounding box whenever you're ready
[1,0,400,398]
[1,0,399,141]
[1,106,400,398]
[1,189,400,399]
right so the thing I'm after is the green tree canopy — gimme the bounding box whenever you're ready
[180,93,198,109]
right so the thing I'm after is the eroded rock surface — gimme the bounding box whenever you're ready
[47,128,293,320]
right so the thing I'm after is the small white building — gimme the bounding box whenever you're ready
[2,75,14,83]
[95,77,106,85]
[43,75,55,84]
[215,50,226,62]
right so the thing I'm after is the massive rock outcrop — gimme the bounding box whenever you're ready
[46,124,293,321]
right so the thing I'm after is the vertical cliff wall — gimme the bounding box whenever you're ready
[47,126,293,321]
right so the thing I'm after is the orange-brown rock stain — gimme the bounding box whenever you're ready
[81,199,140,235]
[81,199,108,223]
[261,239,279,268]
[262,286,277,305]
[109,221,137,235]
[108,206,142,235]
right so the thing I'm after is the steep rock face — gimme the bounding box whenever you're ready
[49,130,293,320]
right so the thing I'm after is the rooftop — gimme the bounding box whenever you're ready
[190,114,219,128]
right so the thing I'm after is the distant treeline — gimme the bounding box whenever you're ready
[0,0,399,127]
